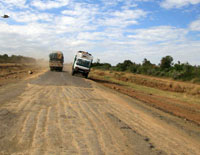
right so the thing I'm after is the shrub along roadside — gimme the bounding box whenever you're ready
[0,54,36,63]
[91,56,200,83]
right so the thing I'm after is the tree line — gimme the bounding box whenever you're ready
[0,54,36,63]
[92,56,200,82]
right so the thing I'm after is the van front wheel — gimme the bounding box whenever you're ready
[72,70,75,76]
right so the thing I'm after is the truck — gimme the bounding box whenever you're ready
[49,51,64,71]
[72,51,93,78]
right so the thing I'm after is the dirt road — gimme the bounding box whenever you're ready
[0,67,200,155]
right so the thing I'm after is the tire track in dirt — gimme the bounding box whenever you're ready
[57,88,82,154]
[31,108,48,155]
[45,106,63,154]
[80,100,124,154]
[0,84,64,154]
[108,103,187,154]
[57,101,79,154]
[64,87,96,155]
[80,89,158,155]
[1,69,200,155]
[72,101,104,155]
[62,87,104,155]
[64,100,90,154]
[59,89,89,155]
[18,109,39,148]
[96,89,200,155]
[2,87,37,112]
[112,105,198,154]
[11,84,53,148]
[64,86,160,154]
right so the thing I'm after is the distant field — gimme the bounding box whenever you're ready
[0,63,36,76]
[0,63,21,67]
[89,69,200,125]
[0,62,47,86]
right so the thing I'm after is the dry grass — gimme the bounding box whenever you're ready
[89,69,200,125]
[90,69,200,96]
[0,63,47,86]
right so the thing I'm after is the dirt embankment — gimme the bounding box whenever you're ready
[0,63,48,86]
[92,70,200,96]
[89,69,200,125]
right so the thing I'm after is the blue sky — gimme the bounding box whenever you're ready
[0,0,200,65]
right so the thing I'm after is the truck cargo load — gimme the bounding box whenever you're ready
[49,51,64,71]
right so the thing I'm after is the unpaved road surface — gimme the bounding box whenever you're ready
[0,67,200,155]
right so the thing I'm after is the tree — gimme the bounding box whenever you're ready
[160,56,173,70]
[96,58,100,64]
[123,60,133,66]
[116,60,133,71]
[142,58,152,67]
[3,54,8,58]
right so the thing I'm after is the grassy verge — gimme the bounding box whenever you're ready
[89,69,200,125]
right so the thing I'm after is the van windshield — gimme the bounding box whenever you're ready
[76,59,90,68]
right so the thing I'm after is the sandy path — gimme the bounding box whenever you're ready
[0,68,200,155]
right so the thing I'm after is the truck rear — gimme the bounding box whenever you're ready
[72,51,93,78]
[49,51,64,71]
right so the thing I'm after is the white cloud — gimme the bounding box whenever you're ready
[0,0,200,65]
[57,16,76,25]
[31,0,70,10]
[1,17,200,65]
[94,38,200,65]
[99,9,147,27]
[127,26,188,42]
[0,0,27,8]
[161,0,200,9]
[0,21,52,37]
[77,32,107,40]
[9,11,54,23]
[189,18,200,31]
[54,3,100,33]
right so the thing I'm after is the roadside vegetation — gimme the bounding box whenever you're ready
[89,69,200,125]
[92,55,200,83]
[0,54,46,86]
[0,54,36,63]
[90,56,200,125]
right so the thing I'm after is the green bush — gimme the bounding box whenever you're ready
[91,62,112,70]
[92,56,200,83]
[0,54,36,63]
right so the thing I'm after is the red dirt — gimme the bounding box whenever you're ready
[90,77,200,126]
[93,70,200,96]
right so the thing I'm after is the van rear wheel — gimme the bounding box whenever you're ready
[84,73,88,78]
